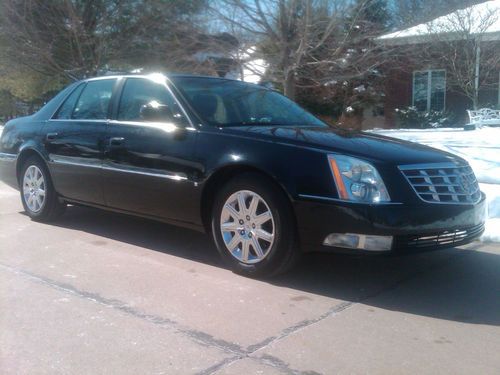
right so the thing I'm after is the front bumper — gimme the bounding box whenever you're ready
[295,193,486,253]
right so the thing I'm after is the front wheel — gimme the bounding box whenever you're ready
[211,173,299,278]
[20,156,65,221]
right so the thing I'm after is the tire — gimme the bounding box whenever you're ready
[20,156,66,222]
[211,172,300,278]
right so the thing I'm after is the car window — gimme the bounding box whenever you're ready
[72,79,115,120]
[171,77,326,128]
[53,84,85,119]
[117,78,187,124]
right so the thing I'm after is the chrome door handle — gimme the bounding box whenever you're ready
[109,137,125,146]
[46,132,58,141]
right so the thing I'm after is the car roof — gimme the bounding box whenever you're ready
[84,73,241,83]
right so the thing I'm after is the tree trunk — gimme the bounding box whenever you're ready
[284,70,296,100]
[471,89,479,110]
[473,43,480,110]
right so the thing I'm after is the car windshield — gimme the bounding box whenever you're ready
[171,77,327,128]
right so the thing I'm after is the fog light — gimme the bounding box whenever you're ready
[324,233,360,248]
[323,233,393,251]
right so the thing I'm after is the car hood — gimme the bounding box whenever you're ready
[221,125,464,166]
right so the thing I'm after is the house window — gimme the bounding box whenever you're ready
[412,70,446,112]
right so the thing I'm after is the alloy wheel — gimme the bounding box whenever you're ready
[220,190,275,264]
[23,165,46,213]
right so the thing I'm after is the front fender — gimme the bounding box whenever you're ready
[197,129,336,201]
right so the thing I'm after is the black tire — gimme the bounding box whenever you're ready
[19,156,66,222]
[211,172,300,278]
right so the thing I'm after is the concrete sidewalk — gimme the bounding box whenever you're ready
[0,181,499,374]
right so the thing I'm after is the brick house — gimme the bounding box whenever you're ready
[377,0,500,128]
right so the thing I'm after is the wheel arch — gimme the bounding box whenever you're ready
[16,147,49,185]
[200,164,295,233]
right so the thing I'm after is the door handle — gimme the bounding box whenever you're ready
[109,137,125,147]
[46,132,58,141]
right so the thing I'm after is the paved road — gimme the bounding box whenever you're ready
[1,181,499,374]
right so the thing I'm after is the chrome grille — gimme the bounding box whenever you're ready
[399,163,481,204]
[394,223,484,249]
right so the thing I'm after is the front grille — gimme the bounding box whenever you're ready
[394,223,484,250]
[399,163,480,204]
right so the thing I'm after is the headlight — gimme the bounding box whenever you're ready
[328,155,390,203]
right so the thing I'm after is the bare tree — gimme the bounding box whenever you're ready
[0,0,212,81]
[212,0,392,101]
[426,4,500,109]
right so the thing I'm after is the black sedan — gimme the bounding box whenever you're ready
[0,74,486,277]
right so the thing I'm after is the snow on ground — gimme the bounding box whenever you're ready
[371,127,500,242]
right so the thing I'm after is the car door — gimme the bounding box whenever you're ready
[43,78,117,205]
[102,76,199,222]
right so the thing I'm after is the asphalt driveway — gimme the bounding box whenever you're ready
[0,181,499,374]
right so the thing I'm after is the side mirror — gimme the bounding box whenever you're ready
[139,101,174,122]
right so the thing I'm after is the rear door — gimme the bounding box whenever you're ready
[43,78,117,205]
[102,77,199,222]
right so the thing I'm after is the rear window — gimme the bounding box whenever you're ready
[117,78,186,124]
[54,84,85,120]
[72,79,115,120]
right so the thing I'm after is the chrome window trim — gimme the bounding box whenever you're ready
[49,119,110,123]
[106,119,197,133]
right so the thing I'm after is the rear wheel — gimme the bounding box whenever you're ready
[20,156,65,221]
[211,173,299,278]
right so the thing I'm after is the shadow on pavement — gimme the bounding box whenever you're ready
[48,205,500,327]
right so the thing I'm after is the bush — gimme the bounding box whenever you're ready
[395,106,456,129]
